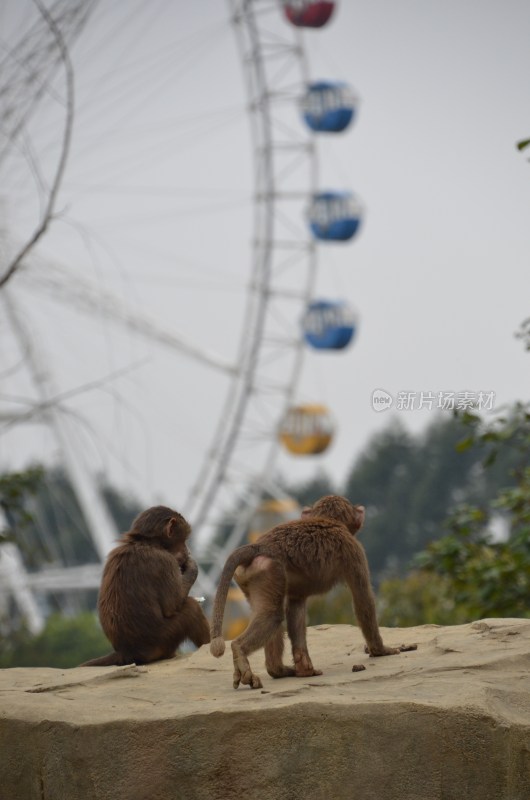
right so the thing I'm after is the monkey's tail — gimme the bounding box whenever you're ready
[80,651,126,667]
[210,543,260,658]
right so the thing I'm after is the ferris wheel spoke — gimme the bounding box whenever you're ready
[0,0,96,164]
[17,259,237,376]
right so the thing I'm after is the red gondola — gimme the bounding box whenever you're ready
[283,1,335,28]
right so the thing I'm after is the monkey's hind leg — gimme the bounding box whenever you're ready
[231,557,285,689]
[231,639,264,689]
[286,597,323,678]
[264,627,296,679]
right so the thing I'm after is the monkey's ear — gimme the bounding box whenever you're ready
[165,516,189,540]
[353,505,366,533]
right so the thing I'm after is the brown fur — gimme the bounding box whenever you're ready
[81,505,210,666]
[210,495,416,689]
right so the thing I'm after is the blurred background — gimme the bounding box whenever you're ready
[1,0,529,666]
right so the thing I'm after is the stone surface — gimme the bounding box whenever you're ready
[2,619,530,800]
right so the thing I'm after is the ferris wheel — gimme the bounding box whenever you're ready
[0,0,361,625]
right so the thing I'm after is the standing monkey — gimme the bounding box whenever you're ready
[82,505,210,666]
[210,495,416,689]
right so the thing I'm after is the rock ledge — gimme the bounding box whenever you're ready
[2,619,530,800]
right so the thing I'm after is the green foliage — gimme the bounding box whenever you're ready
[416,518,530,621]
[307,570,472,628]
[517,317,530,351]
[307,585,352,625]
[414,404,530,621]
[0,612,110,668]
[377,571,471,627]
[0,466,44,545]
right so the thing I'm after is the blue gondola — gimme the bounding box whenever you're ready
[308,192,363,241]
[302,81,356,133]
[283,1,335,28]
[303,300,356,350]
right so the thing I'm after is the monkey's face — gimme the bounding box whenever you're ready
[176,545,190,571]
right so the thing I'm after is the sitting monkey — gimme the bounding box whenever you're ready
[82,505,209,666]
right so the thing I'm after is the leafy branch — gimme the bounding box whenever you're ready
[415,405,530,620]
[0,466,44,544]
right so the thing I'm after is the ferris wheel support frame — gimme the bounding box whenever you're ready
[2,289,119,561]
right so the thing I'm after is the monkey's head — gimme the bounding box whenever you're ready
[128,505,191,551]
[302,495,365,536]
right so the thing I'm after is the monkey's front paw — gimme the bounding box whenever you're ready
[364,644,417,657]
[364,645,398,656]
[233,667,263,690]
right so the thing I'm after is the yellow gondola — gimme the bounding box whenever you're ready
[279,403,334,455]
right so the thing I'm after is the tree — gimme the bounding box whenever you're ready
[287,470,335,508]
[7,465,141,572]
[0,466,44,546]
[516,138,530,160]
[342,419,417,573]
[100,481,142,534]
[414,404,530,621]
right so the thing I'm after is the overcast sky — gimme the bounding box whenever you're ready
[1,0,530,527]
